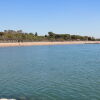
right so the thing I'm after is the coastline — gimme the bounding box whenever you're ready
[0,41,100,47]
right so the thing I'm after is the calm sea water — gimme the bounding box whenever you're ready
[0,44,100,100]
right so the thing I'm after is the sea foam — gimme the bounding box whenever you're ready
[0,98,16,100]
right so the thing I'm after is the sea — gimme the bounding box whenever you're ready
[0,44,100,100]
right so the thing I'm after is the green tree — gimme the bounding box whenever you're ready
[35,32,38,36]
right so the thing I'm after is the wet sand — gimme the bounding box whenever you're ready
[0,41,100,47]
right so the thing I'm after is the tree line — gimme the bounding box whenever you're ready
[0,30,96,42]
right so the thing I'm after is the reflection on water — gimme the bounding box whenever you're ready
[0,44,100,100]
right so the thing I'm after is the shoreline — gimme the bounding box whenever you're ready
[0,41,100,47]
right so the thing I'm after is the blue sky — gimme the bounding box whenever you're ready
[0,0,100,37]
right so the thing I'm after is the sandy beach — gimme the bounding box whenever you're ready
[0,41,100,47]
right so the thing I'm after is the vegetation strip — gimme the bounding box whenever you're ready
[0,30,96,42]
